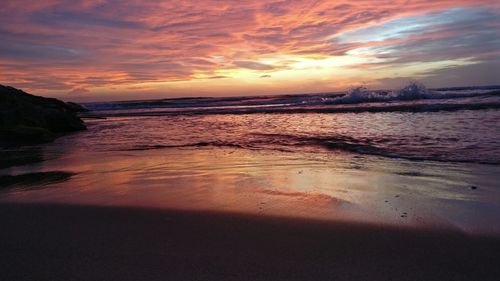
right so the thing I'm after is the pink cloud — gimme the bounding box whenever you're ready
[0,0,498,98]
[68,86,90,95]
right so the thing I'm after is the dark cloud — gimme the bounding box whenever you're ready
[0,43,80,60]
[377,60,500,89]
[233,61,275,70]
[32,10,146,30]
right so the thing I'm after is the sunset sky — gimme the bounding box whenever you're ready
[1,0,499,101]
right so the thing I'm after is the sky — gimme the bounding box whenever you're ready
[0,0,499,101]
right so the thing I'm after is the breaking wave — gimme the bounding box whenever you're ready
[82,83,500,117]
[82,82,500,117]
[324,82,498,105]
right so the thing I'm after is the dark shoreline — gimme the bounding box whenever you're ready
[1,202,500,281]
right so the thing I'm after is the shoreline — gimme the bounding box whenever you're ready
[2,145,500,235]
[1,202,500,281]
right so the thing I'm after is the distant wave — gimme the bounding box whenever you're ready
[81,83,500,117]
[84,95,314,111]
[81,101,500,118]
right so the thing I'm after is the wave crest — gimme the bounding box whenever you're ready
[326,82,439,104]
[82,83,500,117]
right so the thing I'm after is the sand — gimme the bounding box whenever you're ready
[1,202,499,281]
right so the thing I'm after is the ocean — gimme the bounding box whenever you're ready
[80,83,500,164]
[2,83,500,234]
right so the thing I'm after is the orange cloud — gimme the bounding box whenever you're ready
[0,0,498,101]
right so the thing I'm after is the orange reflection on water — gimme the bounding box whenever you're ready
[2,146,500,234]
[1,148,379,222]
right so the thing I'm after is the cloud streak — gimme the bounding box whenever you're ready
[0,0,498,100]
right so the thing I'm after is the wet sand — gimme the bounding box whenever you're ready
[1,202,499,281]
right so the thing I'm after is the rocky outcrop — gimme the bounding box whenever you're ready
[0,85,86,144]
[66,102,90,112]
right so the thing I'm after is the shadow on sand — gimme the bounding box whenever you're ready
[0,147,46,169]
[0,202,500,281]
[0,171,75,190]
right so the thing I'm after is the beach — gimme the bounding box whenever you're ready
[1,87,500,280]
[2,1,500,279]
[2,202,500,281]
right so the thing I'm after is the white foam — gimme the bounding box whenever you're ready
[322,82,496,105]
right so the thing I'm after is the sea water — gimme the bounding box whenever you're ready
[1,83,500,234]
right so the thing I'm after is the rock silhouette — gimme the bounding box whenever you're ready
[0,85,86,143]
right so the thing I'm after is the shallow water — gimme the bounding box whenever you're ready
[0,117,499,234]
[80,85,500,164]
[1,85,500,234]
[76,110,500,164]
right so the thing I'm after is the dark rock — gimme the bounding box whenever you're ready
[0,85,86,144]
[470,186,478,190]
[66,102,90,112]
